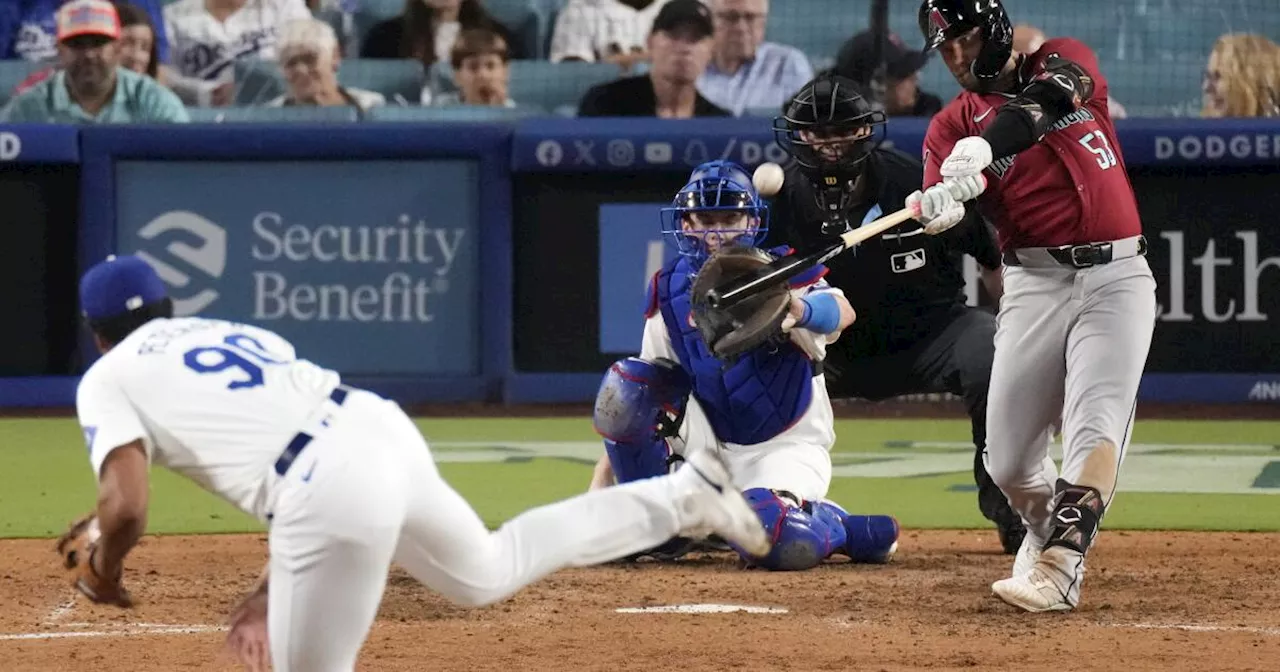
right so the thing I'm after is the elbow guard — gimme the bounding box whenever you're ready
[981,56,1094,160]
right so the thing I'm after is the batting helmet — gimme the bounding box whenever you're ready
[918,0,1014,83]
[773,73,886,179]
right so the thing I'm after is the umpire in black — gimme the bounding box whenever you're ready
[763,73,1026,554]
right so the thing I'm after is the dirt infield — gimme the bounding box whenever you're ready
[3,530,1278,671]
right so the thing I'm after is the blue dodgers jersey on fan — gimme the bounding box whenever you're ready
[649,249,826,446]
[1,0,169,61]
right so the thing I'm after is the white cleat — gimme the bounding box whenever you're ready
[992,546,1084,613]
[1011,530,1045,578]
[678,450,771,558]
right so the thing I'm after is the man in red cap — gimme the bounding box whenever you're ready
[1,0,185,123]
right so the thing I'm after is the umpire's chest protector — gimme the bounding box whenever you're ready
[651,257,815,446]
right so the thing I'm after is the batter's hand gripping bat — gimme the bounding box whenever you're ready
[705,177,984,310]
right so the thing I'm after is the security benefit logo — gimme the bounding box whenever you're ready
[135,211,227,315]
[135,210,466,324]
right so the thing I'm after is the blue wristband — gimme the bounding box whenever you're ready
[795,292,841,334]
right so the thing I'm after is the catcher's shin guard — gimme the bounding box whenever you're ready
[815,501,899,563]
[731,489,845,571]
[1044,479,1105,555]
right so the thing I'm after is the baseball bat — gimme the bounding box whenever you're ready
[705,178,982,309]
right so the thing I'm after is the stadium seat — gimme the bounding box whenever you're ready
[1099,59,1203,116]
[425,61,460,101]
[368,104,546,122]
[353,0,404,48]
[766,1,875,65]
[339,58,425,103]
[233,59,287,106]
[232,58,425,105]
[506,60,622,114]
[184,106,361,123]
[484,0,543,59]
[0,61,52,108]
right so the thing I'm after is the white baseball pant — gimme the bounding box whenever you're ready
[266,390,699,671]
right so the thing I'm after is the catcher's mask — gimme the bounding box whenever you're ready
[660,160,769,266]
[774,74,886,235]
[918,0,1014,88]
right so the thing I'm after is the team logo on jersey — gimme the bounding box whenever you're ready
[135,211,228,316]
[890,248,927,273]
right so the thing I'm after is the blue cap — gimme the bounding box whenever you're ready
[79,255,169,321]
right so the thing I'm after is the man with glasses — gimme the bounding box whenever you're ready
[696,0,812,116]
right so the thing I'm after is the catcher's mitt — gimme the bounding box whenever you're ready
[55,513,133,607]
[690,246,792,361]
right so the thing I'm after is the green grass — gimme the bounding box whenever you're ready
[2,417,1278,539]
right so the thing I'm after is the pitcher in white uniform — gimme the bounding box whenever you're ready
[67,254,769,671]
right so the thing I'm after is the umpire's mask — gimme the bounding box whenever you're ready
[774,74,887,236]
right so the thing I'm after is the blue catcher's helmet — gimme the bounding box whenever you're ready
[660,160,769,266]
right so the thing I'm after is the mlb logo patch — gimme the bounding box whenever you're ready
[891,249,927,273]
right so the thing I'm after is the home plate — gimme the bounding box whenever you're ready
[615,604,788,615]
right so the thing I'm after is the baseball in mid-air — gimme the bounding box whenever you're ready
[752,162,785,197]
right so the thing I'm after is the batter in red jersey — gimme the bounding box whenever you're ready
[911,0,1157,613]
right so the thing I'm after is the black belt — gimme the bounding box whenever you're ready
[274,385,351,477]
[1002,235,1147,269]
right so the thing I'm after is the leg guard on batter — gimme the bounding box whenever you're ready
[1044,479,1105,555]
[593,357,690,484]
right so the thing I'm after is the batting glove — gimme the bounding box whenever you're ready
[940,136,994,178]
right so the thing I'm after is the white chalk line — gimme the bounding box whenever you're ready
[1111,623,1280,636]
[0,624,227,641]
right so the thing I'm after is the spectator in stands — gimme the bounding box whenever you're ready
[695,0,812,116]
[163,0,312,107]
[1012,23,1128,119]
[0,0,167,64]
[1,0,187,123]
[578,0,727,118]
[1202,33,1280,118]
[264,18,384,116]
[1010,23,1044,54]
[11,2,161,97]
[360,0,520,70]
[432,27,516,107]
[550,0,671,72]
[834,30,940,118]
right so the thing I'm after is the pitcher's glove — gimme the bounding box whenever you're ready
[690,246,792,361]
[55,513,133,607]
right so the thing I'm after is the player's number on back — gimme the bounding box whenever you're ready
[1079,130,1117,170]
[183,334,284,390]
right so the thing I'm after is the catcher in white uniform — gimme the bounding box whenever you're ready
[588,161,900,570]
[56,254,769,671]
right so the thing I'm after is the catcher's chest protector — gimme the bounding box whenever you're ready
[653,257,815,446]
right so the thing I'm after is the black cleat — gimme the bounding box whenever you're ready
[997,517,1027,555]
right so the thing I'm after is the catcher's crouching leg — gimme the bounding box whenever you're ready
[730,490,899,570]
[593,357,694,561]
